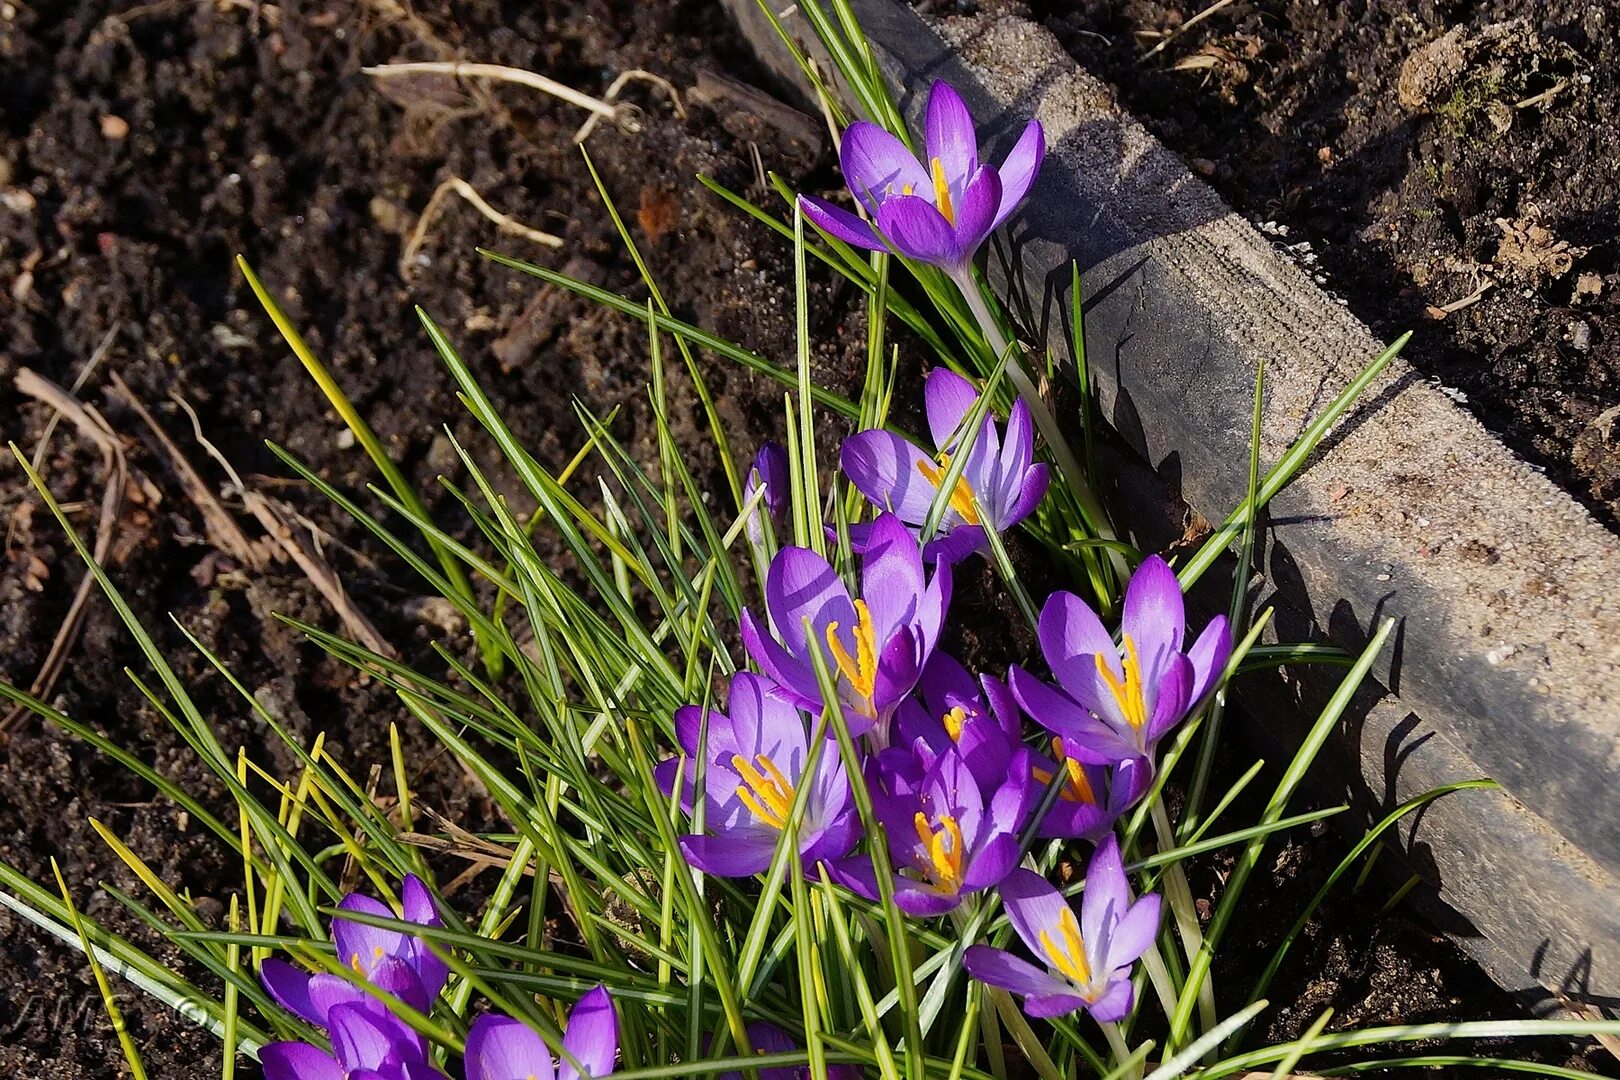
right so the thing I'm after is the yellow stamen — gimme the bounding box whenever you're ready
[942,706,967,742]
[902,182,915,196]
[1094,634,1148,730]
[913,811,966,894]
[915,453,981,525]
[930,157,955,225]
[732,753,795,829]
[825,599,879,707]
[1055,736,1099,804]
[1032,737,1099,804]
[1039,907,1093,986]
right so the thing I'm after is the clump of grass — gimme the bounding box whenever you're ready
[1,2,1615,1079]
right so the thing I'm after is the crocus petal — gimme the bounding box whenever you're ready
[1121,555,1186,689]
[924,368,980,452]
[802,805,859,865]
[766,548,855,657]
[924,80,978,193]
[920,651,978,710]
[1084,976,1136,1024]
[332,895,404,976]
[1185,615,1233,706]
[840,121,930,214]
[1001,398,1036,487]
[828,855,882,902]
[1038,590,1120,689]
[872,627,923,717]
[261,1042,347,1080]
[962,832,1019,891]
[989,120,1045,231]
[329,1002,411,1072]
[305,970,429,1042]
[891,877,966,916]
[841,430,942,524]
[674,704,720,757]
[739,609,820,708]
[1081,835,1131,955]
[985,758,1032,836]
[997,867,1075,960]
[680,832,779,878]
[964,945,1074,1000]
[1035,792,1112,841]
[915,559,952,657]
[559,986,618,1080]
[1025,991,1095,1019]
[400,876,439,927]
[305,973,372,1027]
[861,513,926,637]
[982,674,1022,738]
[260,959,326,1027]
[924,523,987,564]
[948,165,1001,258]
[876,195,961,267]
[1008,667,1137,764]
[728,671,808,773]
[1145,653,1194,743]
[467,1014,553,1080]
[798,195,885,252]
[1104,893,1163,973]
[1002,464,1050,528]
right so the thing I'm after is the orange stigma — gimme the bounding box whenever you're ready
[732,753,796,829]
[930,157,955,224]
[913,812,966,893]
[916,453,981,525]
[1095,634,1148,730]
[826,599,879,708]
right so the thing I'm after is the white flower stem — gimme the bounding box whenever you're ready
[1150,799,1219,1043]
[1139,939,1181,1022]
[1100,1020,1141,1079]
[951,269,1125,580]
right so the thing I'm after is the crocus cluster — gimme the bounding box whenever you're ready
[664,356,1230,1021]
[259,876,619,1080]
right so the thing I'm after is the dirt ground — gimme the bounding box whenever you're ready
[1031,0,1620,527]
[0,0,1609,1076]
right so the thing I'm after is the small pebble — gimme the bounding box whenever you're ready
[1571,321,1594,352]
[100,114,130,139]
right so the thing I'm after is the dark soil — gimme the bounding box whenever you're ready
[1030,0,1620,527]
[0,0,1607,1076]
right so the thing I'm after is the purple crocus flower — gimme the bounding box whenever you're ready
[799,81,1045,274]
[260,1001,448,1080]
[843,369,1049,563]
[465,985,618,1080]
[1009,556,1231,764]
[1025,736,1151,842]
[741,512,950,742]
[656,672,858,878]
[261,874,448,1036]
[718,1022,861,1080]
[833,745,1028,916]
[889,652,1022,797]
[744,441,790,550]
[963,837,1161,1021]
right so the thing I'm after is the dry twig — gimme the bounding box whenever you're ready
[1139,0,1239,63]
[572,69,686,142]
[400,177,563,279]
[4,369,130,733]
[363,61,631,129]
[108,372,266,570]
